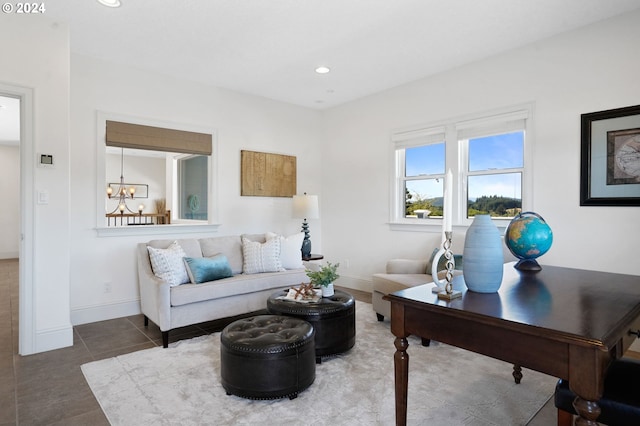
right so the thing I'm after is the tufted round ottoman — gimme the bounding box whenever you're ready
[220,315,316,400]
[267,289,356,363]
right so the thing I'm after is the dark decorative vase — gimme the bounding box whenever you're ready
[463,215,504,293]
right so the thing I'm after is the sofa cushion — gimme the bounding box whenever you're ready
[184,254,233,284]
[147,241,190,287]
[170,269,305,306]
[266,232,304,269]
[386,259,428,274]
[372,273,432,296]
[147,238,203,258]
[242,237,284,274]
[199,236,243,275]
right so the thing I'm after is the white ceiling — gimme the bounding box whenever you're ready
[3,1,640,147]
[38,0,640,110]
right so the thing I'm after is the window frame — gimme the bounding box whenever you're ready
[174,153,210,223]
[390,104,534,231]
[96,111,220,236]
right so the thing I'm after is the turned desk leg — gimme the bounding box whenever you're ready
[393,337,409,426]
[512,364,523,384]
[572,397,601,426]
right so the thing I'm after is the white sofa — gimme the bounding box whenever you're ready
[137,234,309,347]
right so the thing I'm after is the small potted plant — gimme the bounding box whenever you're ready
[306,261,340,297]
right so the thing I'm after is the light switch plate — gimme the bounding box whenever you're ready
[37,190,49,205]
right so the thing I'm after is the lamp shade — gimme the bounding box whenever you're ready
[292,194,319,219]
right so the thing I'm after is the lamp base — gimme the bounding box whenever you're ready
[300,220,311,259]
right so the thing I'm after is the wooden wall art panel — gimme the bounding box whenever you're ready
[241,150,297,197]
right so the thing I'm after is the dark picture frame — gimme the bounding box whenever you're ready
[580,104,640,206]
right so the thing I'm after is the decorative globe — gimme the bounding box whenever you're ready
[505,211,553,272]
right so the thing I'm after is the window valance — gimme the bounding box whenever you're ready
[106,120,212,155]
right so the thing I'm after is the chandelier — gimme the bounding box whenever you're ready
[106,148,144,215]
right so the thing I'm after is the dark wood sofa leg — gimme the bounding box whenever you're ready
[144,315,149,327]
[162,331,169,348]
[421,337,430,347]
[376,313,384,322]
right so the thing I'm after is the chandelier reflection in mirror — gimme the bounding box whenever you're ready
[106,148,144,216]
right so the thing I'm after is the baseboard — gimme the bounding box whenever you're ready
[71,299,141,325]
[0,251,18,260]
[35,324,74,353]
[336,275,371,293]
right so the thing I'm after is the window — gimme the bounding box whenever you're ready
[97,112,219,235]
[391,105,532,228]
[464,131,524,218]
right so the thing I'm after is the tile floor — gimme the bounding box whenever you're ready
[1,258,562,425]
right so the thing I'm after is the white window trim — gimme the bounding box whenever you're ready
[389,103,534,232]
[95,111,220,236]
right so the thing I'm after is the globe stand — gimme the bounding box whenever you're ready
[514,258,542,272]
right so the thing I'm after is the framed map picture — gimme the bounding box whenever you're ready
[607,128,640,185]
[580,105,640,206]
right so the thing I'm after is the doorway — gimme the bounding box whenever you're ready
[0,84,35,355]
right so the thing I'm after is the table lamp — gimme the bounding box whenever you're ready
[292,193,319,259]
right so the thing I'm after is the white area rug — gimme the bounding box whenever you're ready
[82,301,556,425]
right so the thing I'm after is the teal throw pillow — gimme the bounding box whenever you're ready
[183,254,233,284]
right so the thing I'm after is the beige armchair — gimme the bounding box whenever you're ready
[373,242,515,322]
[372,256,461,322]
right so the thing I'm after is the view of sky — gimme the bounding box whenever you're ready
[405,131,524,202]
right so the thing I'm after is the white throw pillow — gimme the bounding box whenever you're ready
[147,241,190,286]
[242,236,284,274]
[266,232,304,269]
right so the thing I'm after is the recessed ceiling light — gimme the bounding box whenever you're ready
[315,66,330,74]
[97,0,121,7]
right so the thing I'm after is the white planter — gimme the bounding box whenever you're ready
[322,283,335,297]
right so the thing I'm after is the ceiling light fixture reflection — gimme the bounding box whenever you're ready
[97,0,121,7]
[315,66,331,74]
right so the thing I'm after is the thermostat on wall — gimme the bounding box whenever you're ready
[38,153,54,168]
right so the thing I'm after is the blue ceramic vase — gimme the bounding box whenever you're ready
[463,215,504,293]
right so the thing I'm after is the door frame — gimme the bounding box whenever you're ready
[0,82,35,355]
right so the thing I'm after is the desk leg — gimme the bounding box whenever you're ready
[572,397,601,426]
[512,364,522,384]
[393,337,409,426]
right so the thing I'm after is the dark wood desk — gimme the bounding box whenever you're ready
[384,262,640,426]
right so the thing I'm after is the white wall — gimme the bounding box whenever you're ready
[0,15,72,353]
[0,145,19,259]
[3,10,640,353]
[69,54,324,325]
[322,10,640,292]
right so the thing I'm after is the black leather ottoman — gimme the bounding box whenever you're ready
[220,315,315,400]
[267,289,356,363]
